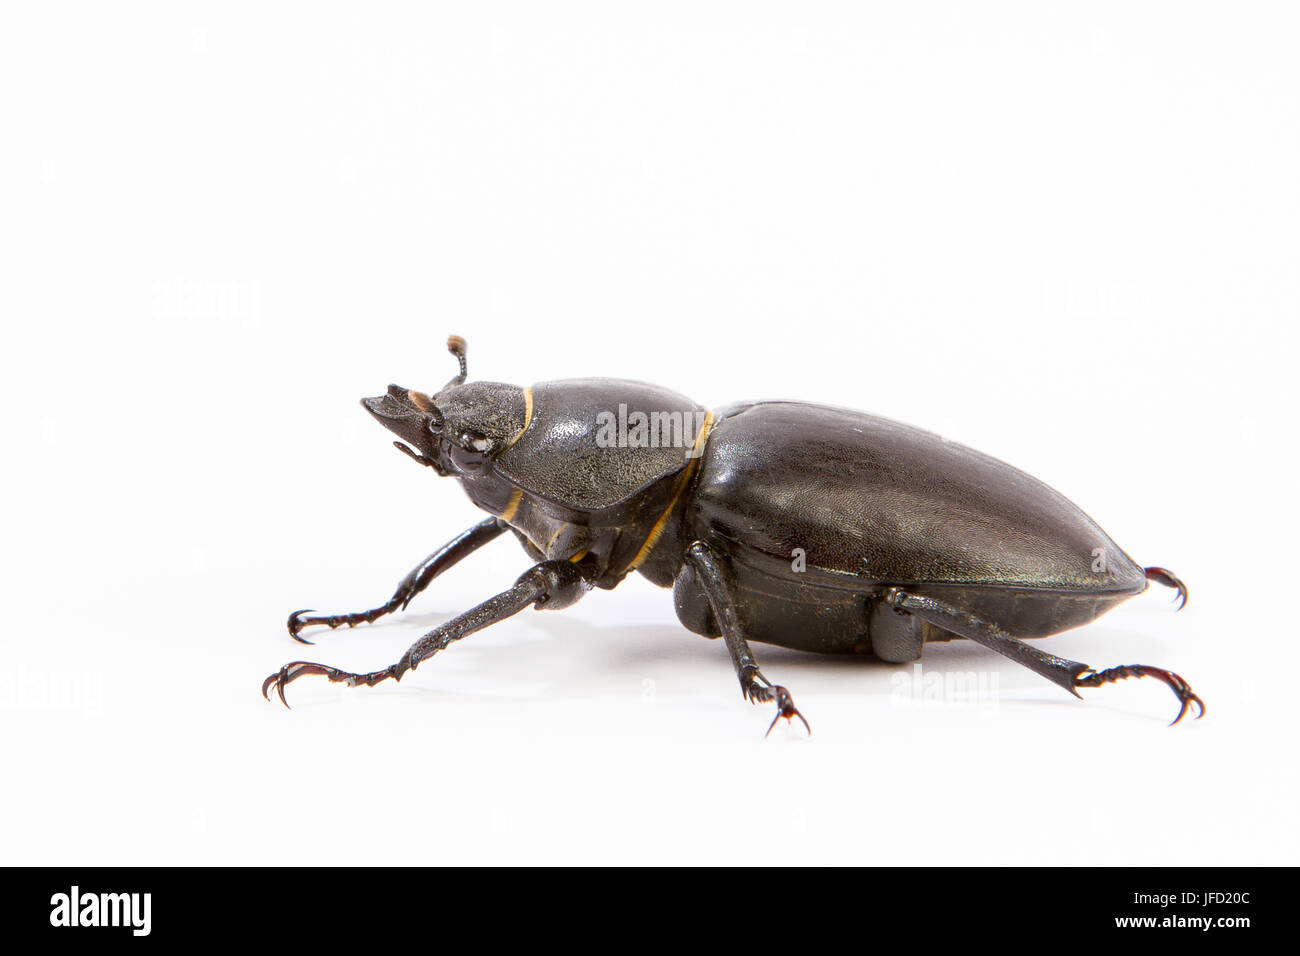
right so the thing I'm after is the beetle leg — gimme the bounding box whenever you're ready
[882,588,1204,725]
[263,559,592,708]
[287,517,507,643]
[684,541,811,738]
[1144,566,1189,611]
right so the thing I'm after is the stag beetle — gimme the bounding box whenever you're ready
[264,336,1202,735]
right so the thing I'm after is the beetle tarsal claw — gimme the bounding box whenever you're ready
[261,661,396,709]
[286,609,317,644]
[1073,664,1205,726]
[1144,567,1189,611]
[763,685,811,738]
[287,591,423,643]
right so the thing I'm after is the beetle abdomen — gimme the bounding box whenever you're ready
[689,402,1147,596]
[903,584,1141,640]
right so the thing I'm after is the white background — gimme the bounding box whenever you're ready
[3,2,1296,865]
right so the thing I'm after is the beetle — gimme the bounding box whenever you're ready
[263,335,1203,734]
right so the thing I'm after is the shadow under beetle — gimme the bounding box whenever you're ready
[264,336,1203,734]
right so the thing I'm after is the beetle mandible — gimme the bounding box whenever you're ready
[264,335,1202,734]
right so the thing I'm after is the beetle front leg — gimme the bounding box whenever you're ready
[264,559,593,707]
[684,542,810,737]
[883,589,1205,725]
[287,517,507,643]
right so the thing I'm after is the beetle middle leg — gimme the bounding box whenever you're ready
[287,517,507,643]
[684,542,810,737]
[882,588,1205,725]
[264,558,593,707]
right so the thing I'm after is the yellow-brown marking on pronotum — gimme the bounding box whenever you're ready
[625,411,714,572]
[500,488,523,523]
[504,386,534,449]
[568,549,589,563]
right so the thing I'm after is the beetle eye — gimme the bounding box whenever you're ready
[448,435,490,475]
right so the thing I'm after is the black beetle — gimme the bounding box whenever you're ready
[265,335,1202,734]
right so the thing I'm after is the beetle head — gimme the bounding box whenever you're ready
[361,336,528,478]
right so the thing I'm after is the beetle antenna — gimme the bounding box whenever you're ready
[445,335,468,387]
[405,389,444,428]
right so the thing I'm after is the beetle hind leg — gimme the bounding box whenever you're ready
[1144,566,1189,611]
[882,588,1204,726]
